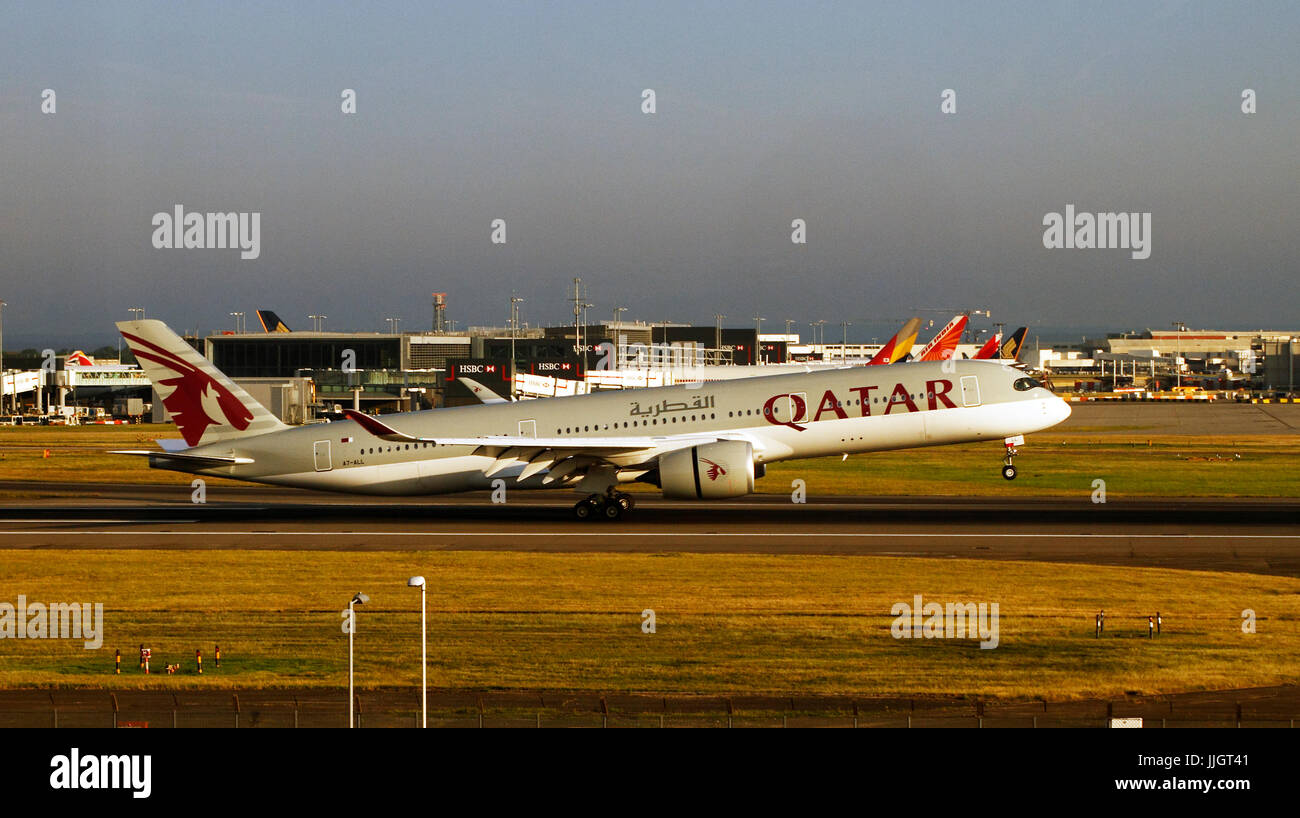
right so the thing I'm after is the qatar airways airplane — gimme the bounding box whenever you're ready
[113,319,1071,520]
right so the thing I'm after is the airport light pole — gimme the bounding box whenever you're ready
[1172,321,1186,389]
[229,312,244,334]
[309,314,326,332]
[407,576,426,728]
[386,317,401,335]
[612,306,627,368]
[348,592,369,728]
[840,321,851,360]
[510,296,524,397]
[713,314,725,362]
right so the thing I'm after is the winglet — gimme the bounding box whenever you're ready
[342,409,435,443]
[458,376,510,404]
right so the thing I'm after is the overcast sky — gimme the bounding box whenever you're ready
[2,1,1297,347]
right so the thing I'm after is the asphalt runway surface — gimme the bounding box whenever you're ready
[1060,401,1300,434]
[2,480,1299,577]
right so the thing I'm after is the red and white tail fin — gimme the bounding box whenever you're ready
[866,317,922,366]
[914,314,969,362]
[117,319,288,447]
[973,332,1002,359]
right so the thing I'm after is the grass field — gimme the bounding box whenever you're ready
[1,550,1296,698]
[1,424,1298,498]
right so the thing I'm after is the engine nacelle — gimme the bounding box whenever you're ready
[658,440,755,499]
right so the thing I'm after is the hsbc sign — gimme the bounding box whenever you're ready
[534,361,575,373]
[449,360,508,382]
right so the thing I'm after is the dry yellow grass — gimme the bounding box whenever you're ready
[0,550,1295,699]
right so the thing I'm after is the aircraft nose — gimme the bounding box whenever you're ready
[1052,396,1072,424]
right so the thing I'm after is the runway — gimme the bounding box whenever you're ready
[1,481,1298,576]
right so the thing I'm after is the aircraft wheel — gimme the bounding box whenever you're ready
[602,501,623,521]
[573,501,594,520]
[1002,465,1017,480]
[615,492,634,511]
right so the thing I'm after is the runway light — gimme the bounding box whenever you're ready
[408,576,427,728]
[348,592,368,727]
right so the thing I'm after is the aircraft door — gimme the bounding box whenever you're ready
[313,440,332,471]
[518,419,536,438]
[960,376,981,407]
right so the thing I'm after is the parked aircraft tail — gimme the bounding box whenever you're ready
[972,332,1002,359]
[256,310,292,333]
[866,317,922,366]
[999,327,1028,361]
[914,314,969,362]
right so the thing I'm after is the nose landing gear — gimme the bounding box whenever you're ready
[572,490,636,521]
[1001,435,1024,480]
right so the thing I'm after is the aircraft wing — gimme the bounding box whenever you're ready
[341,409,720,482]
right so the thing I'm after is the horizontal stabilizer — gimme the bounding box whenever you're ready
[111,449,254,466]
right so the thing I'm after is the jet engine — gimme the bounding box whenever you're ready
[658,440,755,499]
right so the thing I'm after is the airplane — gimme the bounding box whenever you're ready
[911,314,969,363]
[111,318,1071,520]
[865,317,922,365]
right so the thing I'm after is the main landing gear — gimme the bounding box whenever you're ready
[1001,435,1024,480]
[573,490,636,521]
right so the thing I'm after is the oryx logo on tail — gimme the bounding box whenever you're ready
[120,331,253,446]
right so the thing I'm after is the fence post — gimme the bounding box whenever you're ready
[232,694,240,729]
[110,693,118,729]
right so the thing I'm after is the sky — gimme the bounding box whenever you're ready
[2,1,1298,348]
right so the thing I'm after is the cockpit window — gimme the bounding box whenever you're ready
[1013,377,1042,391]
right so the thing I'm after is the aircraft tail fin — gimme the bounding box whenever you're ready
[867,317,922,366]
[117,319,288,447]
[256,310,292,333]
[915,314,969,362]
[973,332,1002,359]
[999,327,1028,361]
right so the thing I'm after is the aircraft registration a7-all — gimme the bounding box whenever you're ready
[114,319,1071,520]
